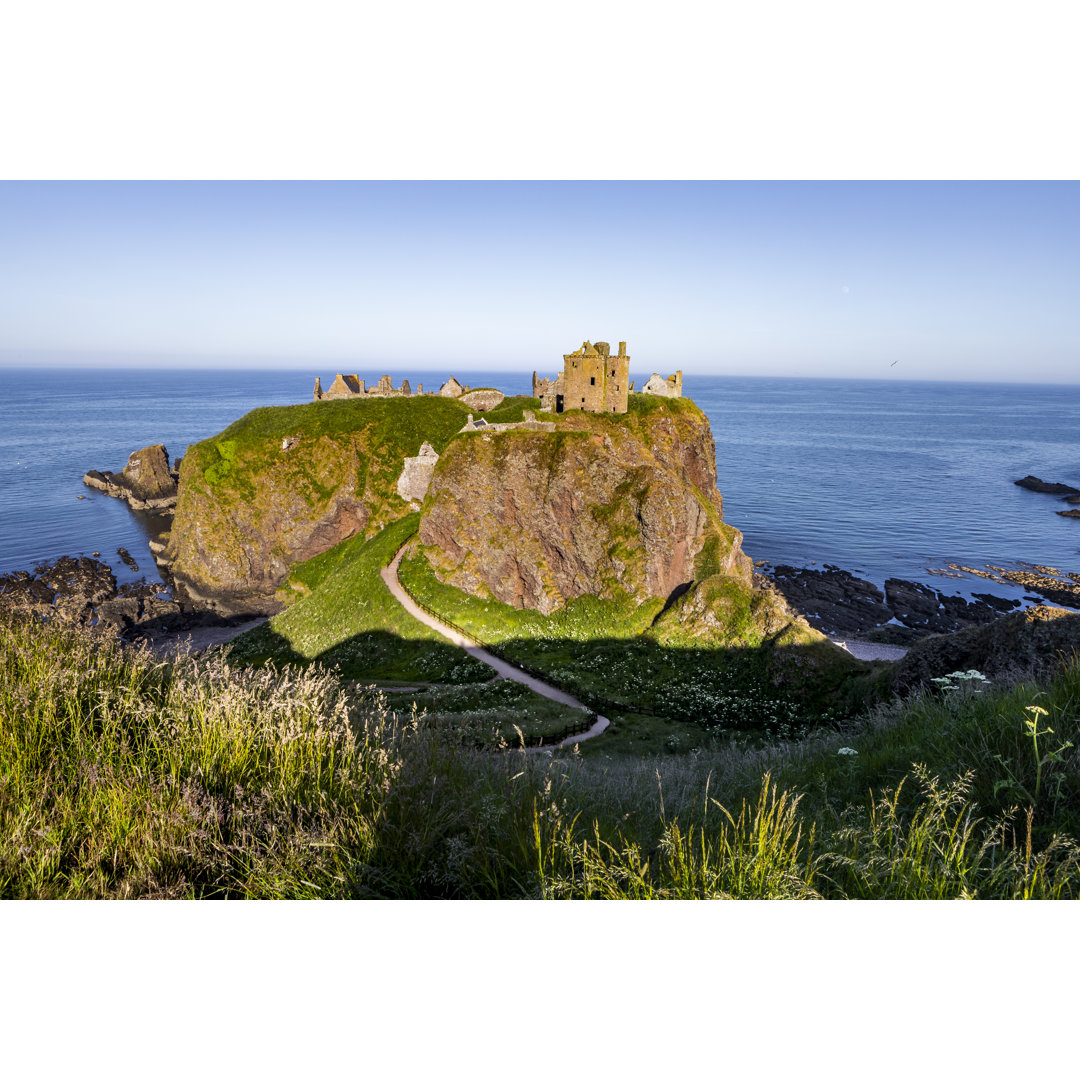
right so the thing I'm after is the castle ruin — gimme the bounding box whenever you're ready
[533,340,630,414]
[641,371,683,397]
[315,373,419,400]
[314,373,505,411]
[315,340,682,414]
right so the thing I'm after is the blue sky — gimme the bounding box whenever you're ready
[0,181,1077,382]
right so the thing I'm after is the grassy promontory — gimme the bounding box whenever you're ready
[5,611,1079,899]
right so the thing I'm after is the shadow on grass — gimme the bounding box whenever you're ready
[225,622,491,685]
[227,615,891,743]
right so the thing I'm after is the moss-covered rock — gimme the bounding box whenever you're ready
[417,398,747,615]
[164,396,471,613]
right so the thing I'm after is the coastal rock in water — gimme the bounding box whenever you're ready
[884,578,1002,633]
[1014,475,1080,495]
[1057,509,1080,519]
[123,444,178,503]
[83,444,179,512]
[418,404,749,614]
[767,565,1020,638]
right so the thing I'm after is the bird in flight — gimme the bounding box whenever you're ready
[890,360,900,367]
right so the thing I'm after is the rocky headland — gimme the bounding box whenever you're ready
[159,396,477,615]
[22,391,1076,699]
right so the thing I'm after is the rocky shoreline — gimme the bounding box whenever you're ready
[0,552,259,651]
[760,559,1080,641]
[3,438,276,649]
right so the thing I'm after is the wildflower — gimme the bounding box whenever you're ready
[837,747,858,756]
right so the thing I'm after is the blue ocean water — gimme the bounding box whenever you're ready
[1,367,1077,605]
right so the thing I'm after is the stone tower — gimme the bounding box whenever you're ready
[534,340,629,414]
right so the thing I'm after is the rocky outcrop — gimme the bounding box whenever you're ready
[768,565,892,635]
[1057,509,1080,519]
[0,556,117,619]
[164,444,371,615]
[1015,475,1080,495]
[891,605,1080,692]
[0,555,183,634]
[417,403,748,615]
[767,564,1029,638]
[162,396,471,615]
[83,444,180,512]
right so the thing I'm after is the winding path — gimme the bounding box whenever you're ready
[380,548,610,751]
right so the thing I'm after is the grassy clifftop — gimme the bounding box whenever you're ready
[164,395,472,612]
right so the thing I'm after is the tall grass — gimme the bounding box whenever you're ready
[0,613,396,897]
[4,613,1080,899]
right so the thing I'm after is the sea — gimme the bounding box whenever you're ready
[1,367,1078,607]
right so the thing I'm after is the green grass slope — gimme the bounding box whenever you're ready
[397,546,867,752]
[228,514,490,684]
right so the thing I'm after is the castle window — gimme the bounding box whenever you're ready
[581,397,585,403]
[590,376,595,386]
[611,369,615,376]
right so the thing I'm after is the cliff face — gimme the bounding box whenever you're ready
[416,400,752,615]
[162,397,470,614]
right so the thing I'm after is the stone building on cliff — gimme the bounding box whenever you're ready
[533,340,631,414]
[315,374,419,400]
[313,373,504,411]
[641,371,683,397]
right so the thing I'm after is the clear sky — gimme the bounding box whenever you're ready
[0,181,1077,382]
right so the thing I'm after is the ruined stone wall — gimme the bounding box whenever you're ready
[397,441,440,502]
[640,371,683,398]
[324,374,364,399]
[603,344,630,414]
[459,388,505,411]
